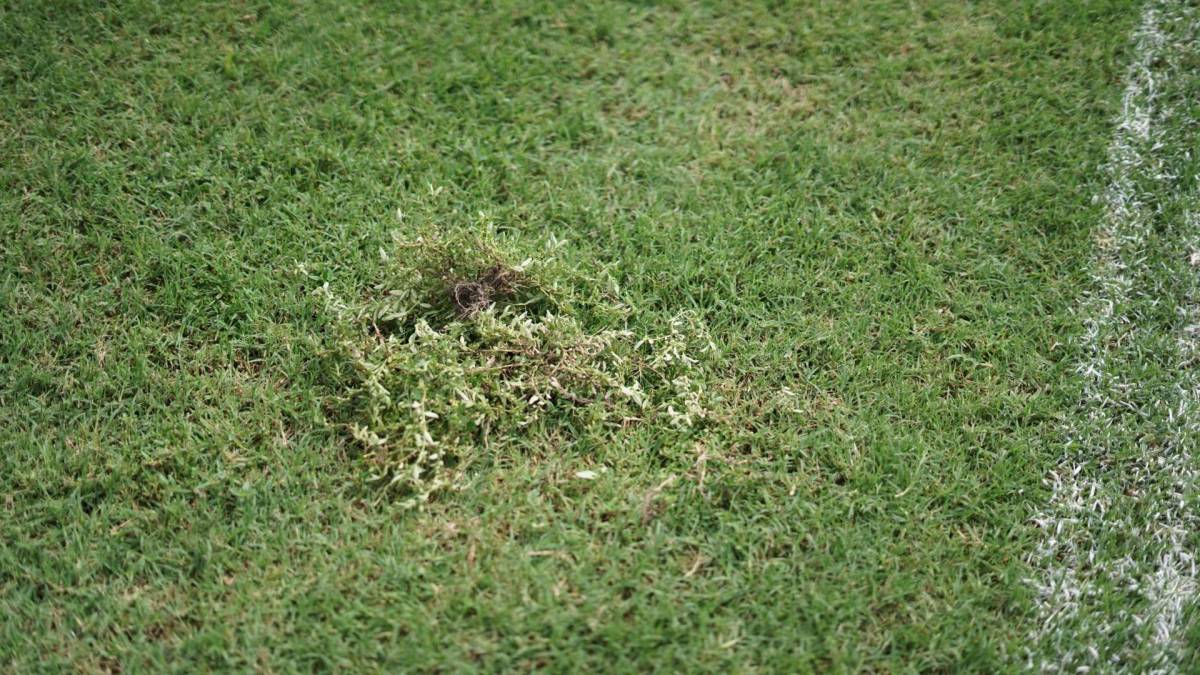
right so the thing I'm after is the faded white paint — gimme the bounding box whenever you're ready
[1027,1,1200,671]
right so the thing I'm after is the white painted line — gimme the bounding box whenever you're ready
[1026,1,1200,671]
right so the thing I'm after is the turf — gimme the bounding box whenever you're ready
[0,0,1152,671]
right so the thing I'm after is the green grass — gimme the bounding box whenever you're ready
[0,0,1151,671]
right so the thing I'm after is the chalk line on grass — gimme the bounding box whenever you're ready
[1027,1,1200,671]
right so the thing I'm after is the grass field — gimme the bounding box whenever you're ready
[3,0,1199,671]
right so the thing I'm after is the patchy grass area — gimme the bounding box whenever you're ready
[0,0,1157,670]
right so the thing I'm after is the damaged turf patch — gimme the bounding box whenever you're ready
[323,228,717,508]
[450,265,518,318]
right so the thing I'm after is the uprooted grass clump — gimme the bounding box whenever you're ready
[450,264,518,318]
[325,227,717,507]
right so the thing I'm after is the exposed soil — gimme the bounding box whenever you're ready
[449,264,518,318]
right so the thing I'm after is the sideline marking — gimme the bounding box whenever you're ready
[1027,1,1200,671]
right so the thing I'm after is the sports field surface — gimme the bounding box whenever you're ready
[4,0,1200,671]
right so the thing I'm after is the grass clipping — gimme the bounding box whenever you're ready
[325,228,715,508]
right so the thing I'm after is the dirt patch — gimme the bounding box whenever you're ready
[449,264,519,318]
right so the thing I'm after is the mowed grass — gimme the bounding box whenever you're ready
[0,0,1142,671]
